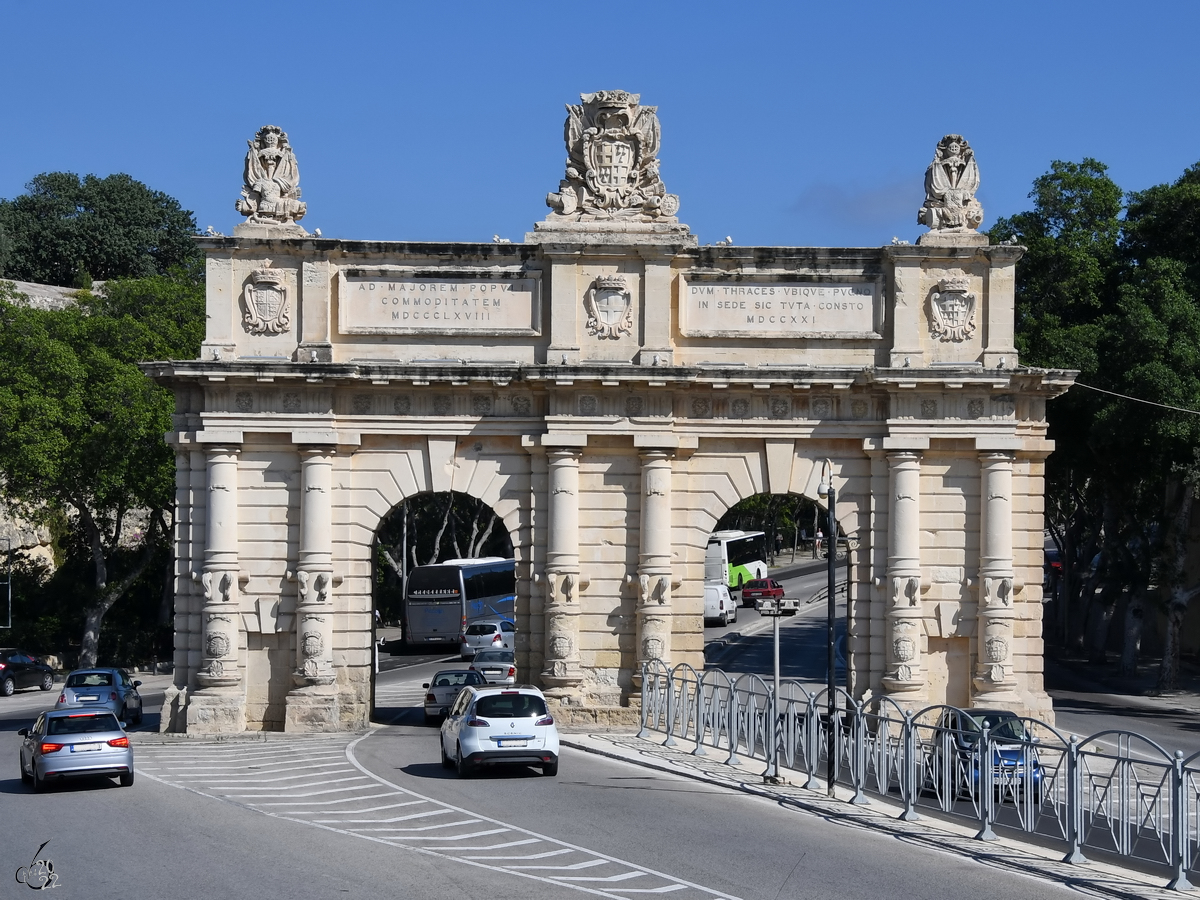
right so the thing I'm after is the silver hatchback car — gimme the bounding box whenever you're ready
[56,668,143,725]
[422,669,485,725]
[459,616,516,660]
[19,709,134,791]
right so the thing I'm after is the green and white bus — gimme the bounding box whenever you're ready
[705,530,767,597]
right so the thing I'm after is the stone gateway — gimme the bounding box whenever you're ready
[146,109,1073,733]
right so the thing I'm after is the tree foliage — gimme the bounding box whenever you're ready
[0,272,204,665]
[994,158,1200,687]
[0,172,202,287]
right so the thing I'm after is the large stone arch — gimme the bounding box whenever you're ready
[149,98,1073,733]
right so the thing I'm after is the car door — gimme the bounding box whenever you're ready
[443,688,472,754]
[22,713,45,772]
[119,670,142,712]
[12,652,35,689]
[500,620,516,651]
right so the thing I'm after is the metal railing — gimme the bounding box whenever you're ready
[638,661,1200,892]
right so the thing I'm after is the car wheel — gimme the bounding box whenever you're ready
[1,677,14,697]
[455,745,474,778]
[423,711,436,727]
[731,605,738,624]
[542,759,558,777]
[119,771,134,787]
[40,674,54,692]
[440,741,454,770]
[133,706,143,726]
[32,766,46,793]
[118,704,128,725]
[20,756,33,785]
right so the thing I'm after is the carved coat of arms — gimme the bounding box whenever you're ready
[546,90,680,222]
[243,260,291,335]
[584,275,633,339]
[929,277,976,343]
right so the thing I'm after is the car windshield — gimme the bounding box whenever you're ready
[961,712,1028,742]
[432,672,482,687]
[465,623,497,636]
[47,713,121,735]
[66,672,113,688]
[474,694,547,718]
[473,650,514,663]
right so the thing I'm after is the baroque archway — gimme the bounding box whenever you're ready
[149,95,1072,733]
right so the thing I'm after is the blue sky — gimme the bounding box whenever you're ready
[3,2,1198,248]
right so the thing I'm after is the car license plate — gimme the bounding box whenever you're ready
[77,695,99,702]
[71,743,103,752]
[497,739,527,747]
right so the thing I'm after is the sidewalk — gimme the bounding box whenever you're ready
[559,729,1183,899]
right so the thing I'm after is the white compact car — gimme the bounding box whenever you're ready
[703,583,737,626]
[440,684,559,777]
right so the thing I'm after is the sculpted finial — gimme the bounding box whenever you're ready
[545,91,680,223]
[235,125,308,235]
[917,134,985,246]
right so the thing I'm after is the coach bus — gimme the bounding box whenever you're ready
[705,530,767,599]
[402,557,516,646]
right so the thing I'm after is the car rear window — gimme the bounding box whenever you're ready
[474,694,547,718]
[473,650,514,663]
[47,713,121,735]
[66,672,113,687]
[465,623,497,636]
[745,580,767,589]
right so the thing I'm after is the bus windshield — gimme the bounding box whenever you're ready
[406,566,461,603]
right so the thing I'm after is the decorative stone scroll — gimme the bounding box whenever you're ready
[545,90,680,222]
[929,276,976,342]
[243,260,291,335]
[584,275,633,340]
[917,134,983,243]
[235,125,307,234]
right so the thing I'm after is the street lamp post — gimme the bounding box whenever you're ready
[818,460,838,799]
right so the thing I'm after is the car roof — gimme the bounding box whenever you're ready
[468,614,515,623]
[44,707,119,718]
[66,667,121,675]
[431,668,476,677]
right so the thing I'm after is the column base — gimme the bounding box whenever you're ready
[185,689,246,734]
[285,685,341,732]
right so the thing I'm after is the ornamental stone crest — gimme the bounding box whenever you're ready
[546,91,680,222]
[301,631,323,658]
[243,261,291,335]
[584,275,633,339]
[549,635,572,659]
[236,125,307,231]
[929,276,976,342]
[918,134,983,235]
[205,632,230,659]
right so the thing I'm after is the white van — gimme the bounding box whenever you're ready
[703,583,737,626]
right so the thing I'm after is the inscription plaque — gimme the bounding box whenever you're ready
[681,280,879,338]
[338,271,541,335]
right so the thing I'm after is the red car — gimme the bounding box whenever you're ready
[741,578,797,614]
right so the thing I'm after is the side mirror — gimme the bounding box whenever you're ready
[422,683,429,689]
[133,681,142,688]
[120,722,129,730]
[17,728,28,737]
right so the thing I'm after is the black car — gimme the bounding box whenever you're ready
[0,648,56,696]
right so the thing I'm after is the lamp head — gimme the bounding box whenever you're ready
[817,482,829,499]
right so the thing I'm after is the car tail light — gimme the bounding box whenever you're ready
[466,718,490,727]
[425,693,436,703]
[507,666,515,677]
[107,736,130,748]
[110,692,118,702]
[39,743,64,754]
[57,693,66,704]
[535,715,554,726]
[0,662,5,670]
[492,634,502,645]
[468,665,476,672]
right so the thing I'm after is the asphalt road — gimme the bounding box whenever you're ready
[0,661,1078,900]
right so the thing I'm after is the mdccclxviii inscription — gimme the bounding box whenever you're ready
[682,281,877,338]
[339,274,540,335]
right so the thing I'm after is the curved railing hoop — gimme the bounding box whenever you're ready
[1074,728,1174,760]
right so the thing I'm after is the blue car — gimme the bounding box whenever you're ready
[929,708,1043,800]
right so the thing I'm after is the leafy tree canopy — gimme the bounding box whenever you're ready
[0,172,201,287]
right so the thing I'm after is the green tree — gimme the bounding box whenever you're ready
[0,172,201,287]
[0,273,204,666]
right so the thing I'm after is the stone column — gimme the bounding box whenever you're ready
[636,449,673,677]
[541,447,583,699]
[188,445,246,733]
[974,451,1019,703]
[286,446,340,731]
[882,451,924,697]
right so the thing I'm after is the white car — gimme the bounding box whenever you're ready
[704,583,737,626]
[422,669,486,725]
[440,684,559,777]
[459,617,516,660]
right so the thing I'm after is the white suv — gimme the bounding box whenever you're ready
[440,684,559,777]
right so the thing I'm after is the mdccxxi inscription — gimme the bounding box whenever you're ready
[683,282,876,337]
[339,275,539,335]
